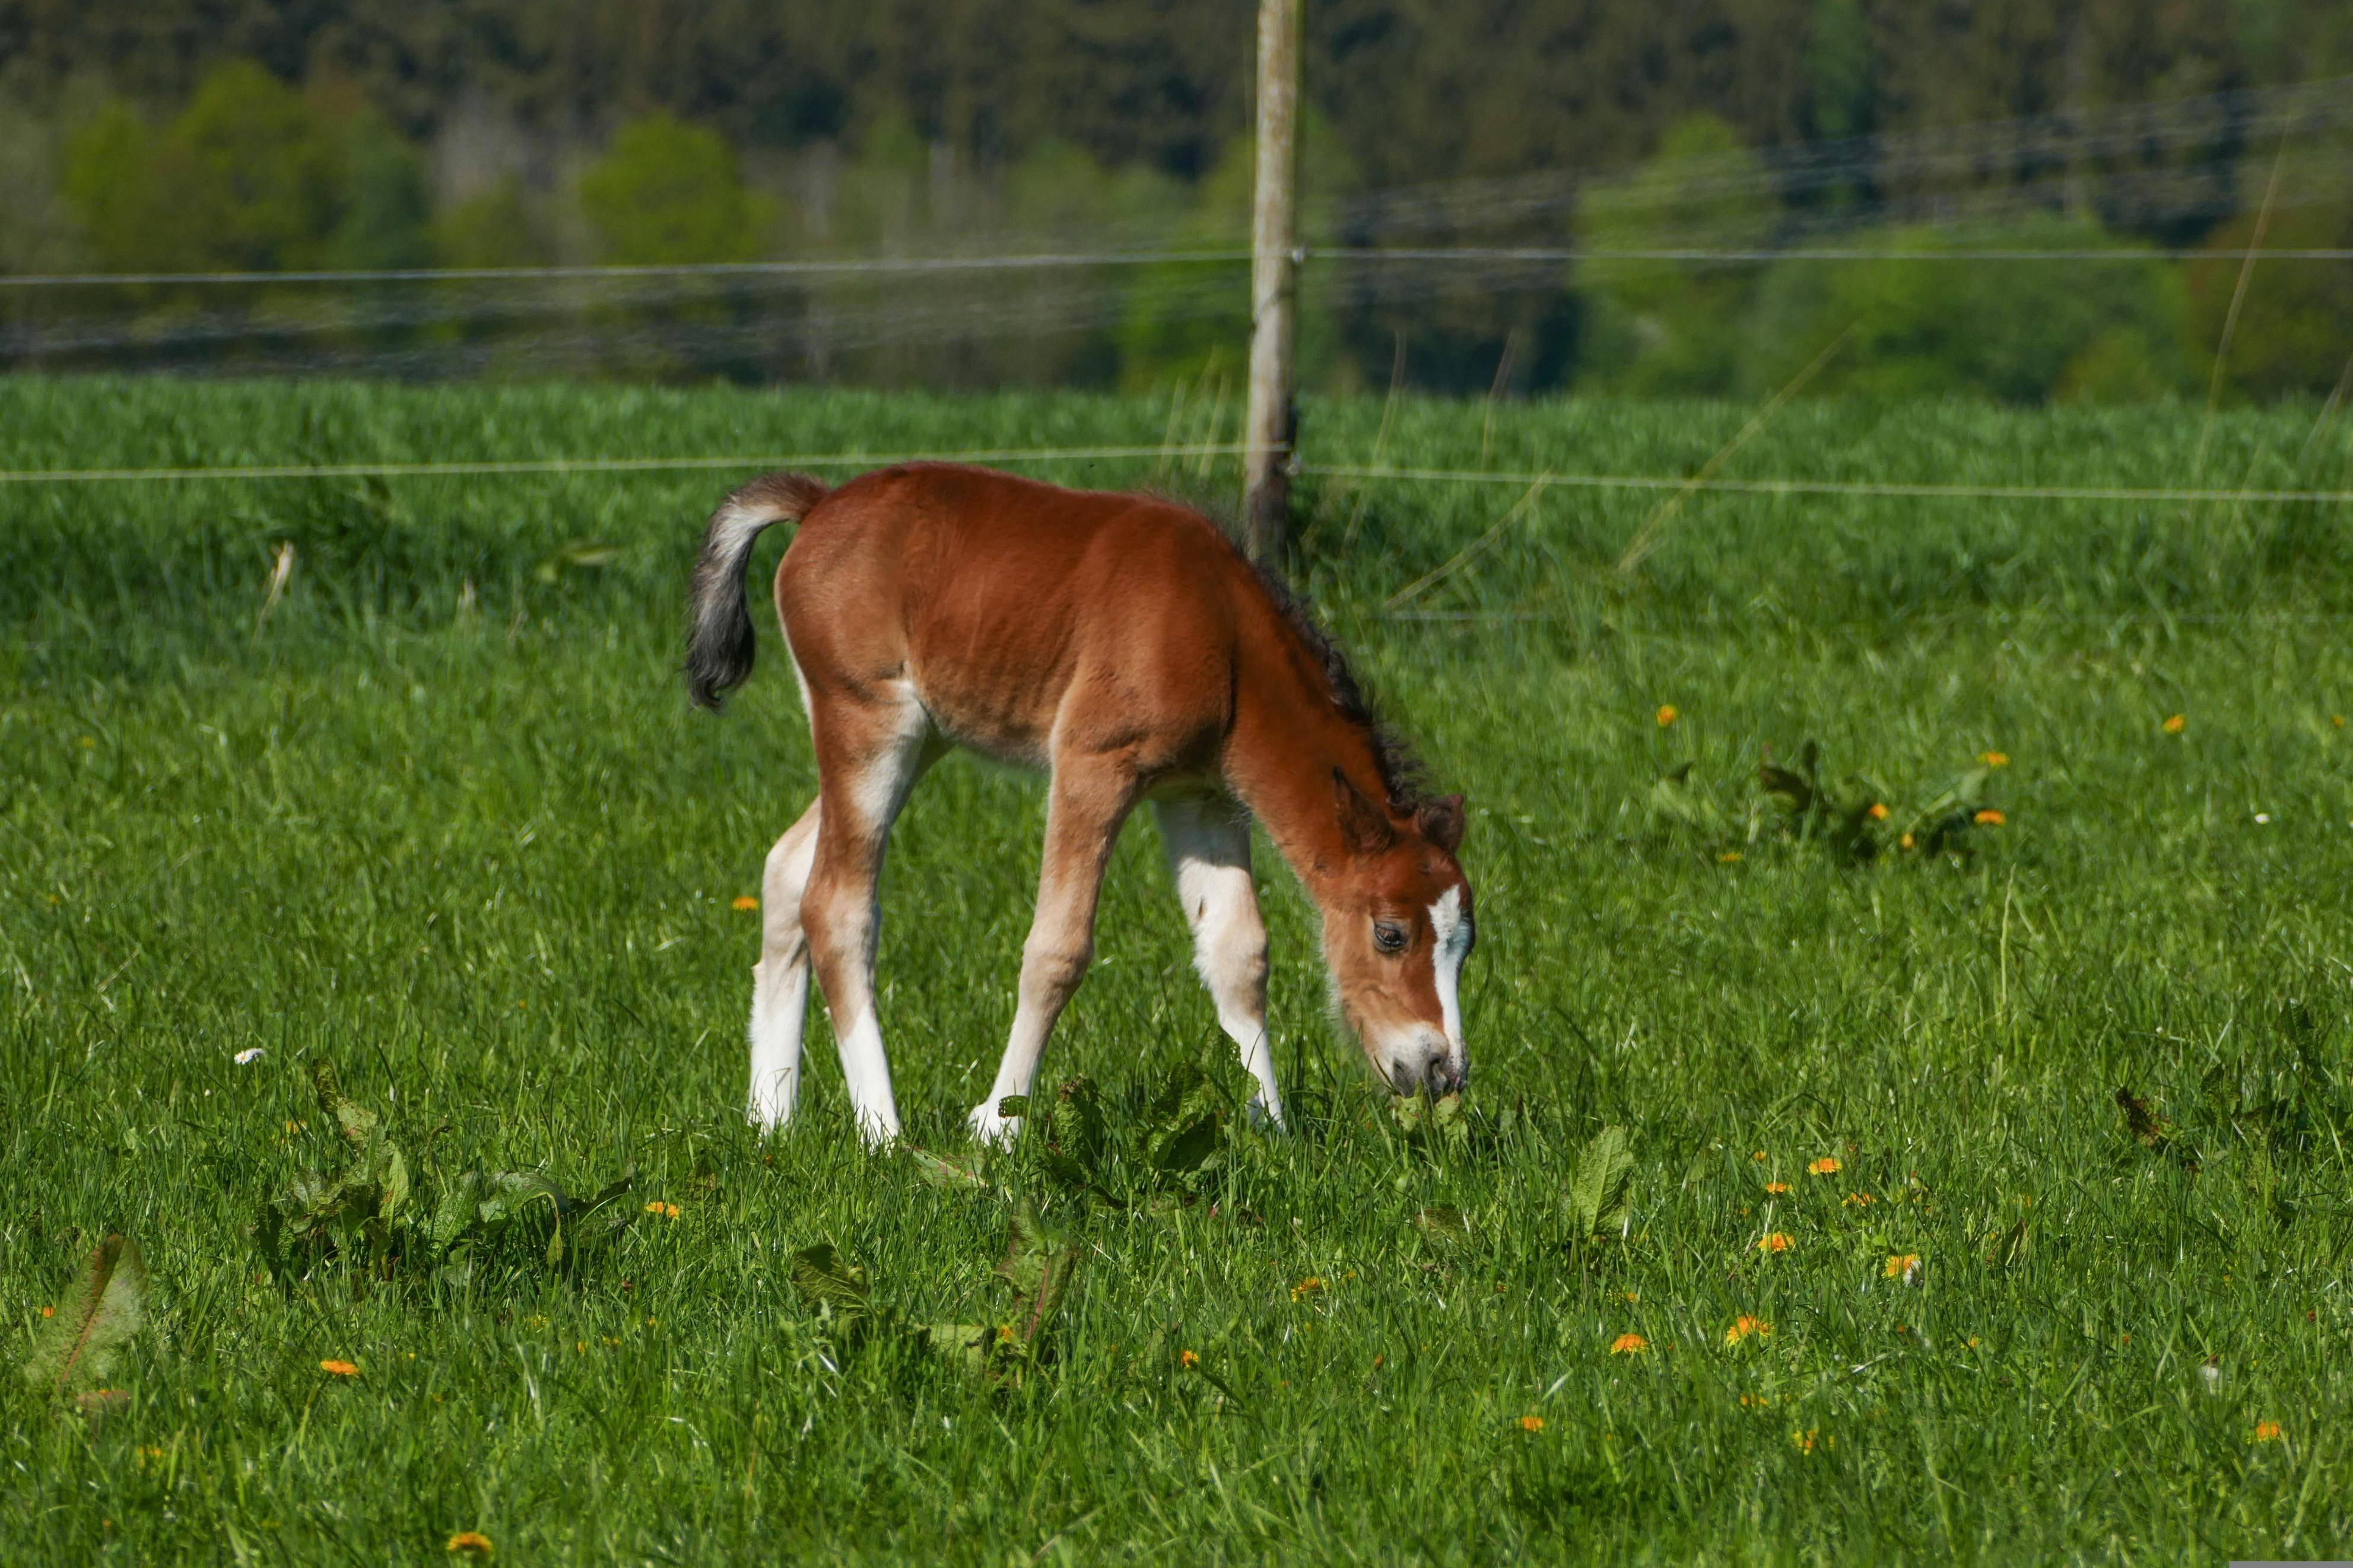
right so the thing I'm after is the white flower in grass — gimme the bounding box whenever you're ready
[233,1048,265,1066]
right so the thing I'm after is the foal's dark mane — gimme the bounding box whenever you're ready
[1243,555,1433,813]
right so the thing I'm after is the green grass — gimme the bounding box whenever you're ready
[4,373,2352,1563]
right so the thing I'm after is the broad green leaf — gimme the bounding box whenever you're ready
[995,1205,1079,1346]
[24,1234,148,1398]
[1569,1125,1635,1242]
[310,1060,377,1150]
[919,1322,996,1372]
[789,1243,871,1315]
[908,1148,990,1192]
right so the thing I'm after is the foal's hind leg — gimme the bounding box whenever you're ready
[1155,795,1284,1129]
[801,682,936,1144]
[968,756,1141,1144]
[746,799,820,1131]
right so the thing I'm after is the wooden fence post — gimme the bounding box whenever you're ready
[1243,0,1301,561]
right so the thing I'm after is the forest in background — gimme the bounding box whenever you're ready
[2,0,2349,397]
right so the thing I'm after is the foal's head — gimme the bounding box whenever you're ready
[1321,771,1474,1098]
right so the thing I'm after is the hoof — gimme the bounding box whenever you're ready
[966,1101,1023,1147]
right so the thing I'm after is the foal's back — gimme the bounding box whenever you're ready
[777,463,1260,774]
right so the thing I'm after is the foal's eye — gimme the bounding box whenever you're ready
[1373,921,1406,953]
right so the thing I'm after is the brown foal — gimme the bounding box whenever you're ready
[688,463,1474,1144]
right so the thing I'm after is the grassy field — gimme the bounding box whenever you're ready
[4,373,2352,1563]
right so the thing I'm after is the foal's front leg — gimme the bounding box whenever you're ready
[968,759,1139,1144]
[1154,796,1284,1128]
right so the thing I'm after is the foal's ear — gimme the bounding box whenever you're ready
[1417,794,1466,853]
[1332,768,1396,854]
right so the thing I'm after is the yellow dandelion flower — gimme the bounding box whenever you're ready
[1725,1315,1771,1346]
[1794,1429,1819,1453]
[1610,1333,1649,1354]
[2163,714,2186,734]
[2254,1421,2285,1443]
[1808,1156,1841,1176]
[1291,1276,1326,1302]
[1868,802,1890,820]
[1757,1232,1793,1254]
[1764,1181,1790,1194]
[1719,849,1743,863]
[1751,1150,1768,1162]
[1973,808,2005,826]
[1656,705,1679,727]
[644,1201,680,1219]
[1844,1191,1875,1207]
[446,1532,494,1558]
[1520,1414,1546,1432]
[731,895,758,911]
[1179,1349,1200,1369]
[319,1359,359,1377]
[1966,1336,1980,1349]
[1900,831,1916,849]
[1982,751,2009,768]
[1884,1253,1920,1279]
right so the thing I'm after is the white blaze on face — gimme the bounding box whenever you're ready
[1427,883,1471,1052]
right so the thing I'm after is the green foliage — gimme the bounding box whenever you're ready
[22,1235,148,1398]
[431,177,554,269]
[579,113,776,266]
[60,61,432,278]
[2184,203,2353,400]
[255,1061,638,1284]
[1576,115,1777,396]
[1738,215,2192,403]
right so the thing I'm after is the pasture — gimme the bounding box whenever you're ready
[4,374,2351,1563]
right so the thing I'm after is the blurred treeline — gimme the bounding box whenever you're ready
[1,0,2348,400]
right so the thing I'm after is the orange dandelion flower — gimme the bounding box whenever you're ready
[1764,1181,1790,1194]
[1610,1333,1649,1354]
[2163,714,2186,734]
[1900,831,1916,849]
[1884,1253,1920,1280]
[1719,850,1743,863]
[320,1360,358,1377]
[42,1306,54,1319]
[731,895,758,911]
[2254,1421,2285,1443]
[1656,705,1679,727]
[1179,1349,1200,1369]
[1973,808,2005,826]
[1520,1414,1546,1432]
[1965,1336,1980,1348]
[446,1532,494,1558]
[1808,1156,1841,1176]
[1982,751,2010,768]
[1868,802,1890,820]
[1844,1191,1875,1207]
[1751,1150,1768,1162]
[1794,1429,1819,1453]
[644,1201,681,1219]
[1291,1276,1326,1302]
[1758,1233,1793,1253]
[1725,1315,1771,1346]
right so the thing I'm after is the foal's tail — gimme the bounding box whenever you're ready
[686,470,830,710]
